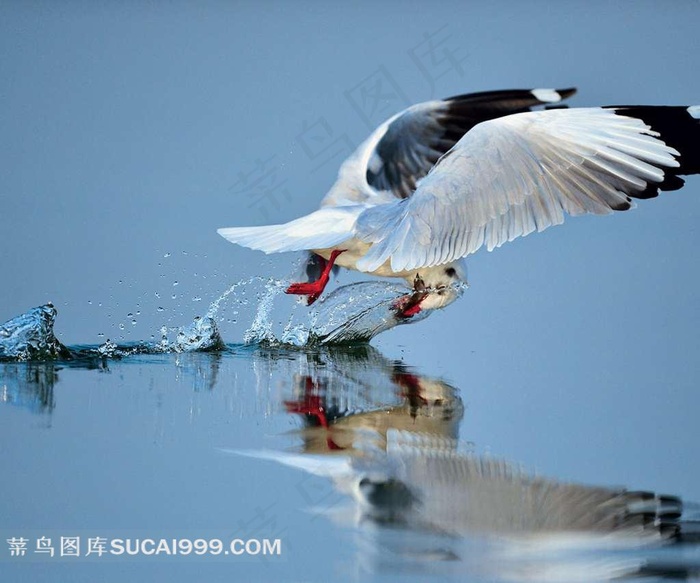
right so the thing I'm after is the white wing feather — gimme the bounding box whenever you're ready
[356,108,680,273]
[217,206,361,254]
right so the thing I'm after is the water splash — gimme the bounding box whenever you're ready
[103,315,225,357]
[243,278,288,344]
[0,304,226,362]
[284,281,465,346]
[205,276,257,322]
[203,272,466,347]
[0,304,71,361]
[307,281,433,344]
[167,315,226,353]
[0,275,465,361]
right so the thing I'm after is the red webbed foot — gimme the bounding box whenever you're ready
[285,249,345,305]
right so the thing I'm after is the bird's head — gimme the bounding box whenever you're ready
[393,261,468,317]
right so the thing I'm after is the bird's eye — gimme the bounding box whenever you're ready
[444,267,456,277]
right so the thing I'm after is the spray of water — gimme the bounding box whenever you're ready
[243,278,288,345]
[0,261,465,361]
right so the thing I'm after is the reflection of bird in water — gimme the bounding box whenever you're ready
[282,351,463,454]
[354,430,688,541]
[237,429,699,581]
[234,345,700,580]
[270,347,692,541]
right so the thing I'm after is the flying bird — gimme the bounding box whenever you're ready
[218,88,700,318]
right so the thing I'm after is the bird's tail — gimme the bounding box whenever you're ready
[217,206,360,254]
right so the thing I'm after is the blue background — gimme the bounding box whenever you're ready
[1,2,699,581]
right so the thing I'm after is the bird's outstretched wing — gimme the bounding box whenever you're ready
[356,105,700,273]
[322,88,577,207]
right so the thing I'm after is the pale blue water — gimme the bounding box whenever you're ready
[2,297,700,581]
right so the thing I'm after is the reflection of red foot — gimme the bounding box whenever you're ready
[393,372,428,404]
[285,249,346,305]
[392,371,429,419]
[284,378,343,451]
[285,394,329,427]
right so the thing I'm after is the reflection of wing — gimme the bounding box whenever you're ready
[356,105,700,272]
[356,431,683,539]
[322,88,577,207]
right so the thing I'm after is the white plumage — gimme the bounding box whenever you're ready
[218,88,699,312]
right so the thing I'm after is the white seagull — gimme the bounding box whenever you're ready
[219,88,700,318]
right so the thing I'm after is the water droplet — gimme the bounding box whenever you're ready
[173,281,179,287]
[118,323,125,330]
[88,300,92,305]
[131,320,137,326]
[157,307,165,312]
[155,292,161,298]
[127,312,134,318]
[98,303,102,307]
[136,311,141,315]
[192,296,202,302]
[118,280,123,284]
[97,332,105,338]
[171,294,177,300]
[164,253,171,258]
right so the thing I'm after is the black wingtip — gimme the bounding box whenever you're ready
[605,105,700,201]
[556,87,577,99]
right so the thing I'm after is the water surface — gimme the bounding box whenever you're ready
[2,337,699,582]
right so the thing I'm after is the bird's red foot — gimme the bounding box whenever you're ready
[400,303,423,318]
[285,283,322,306]
[285,249,345,305]
[392,291,428,319]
